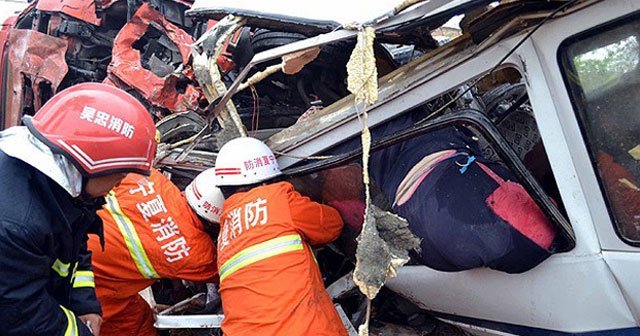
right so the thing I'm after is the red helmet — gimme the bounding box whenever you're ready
[24,83,158,177]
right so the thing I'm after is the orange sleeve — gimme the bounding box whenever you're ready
[167,227,219,283]
[171,252,219,284]
[154,172,220,283]
[167,209,219,283]
[287,186,344,247]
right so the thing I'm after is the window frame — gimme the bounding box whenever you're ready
[283,108,577,251]
[558,10,640,247]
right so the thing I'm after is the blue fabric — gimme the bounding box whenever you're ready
[391,155,550,273]
[0,150,99,335]
[334,112,551,273]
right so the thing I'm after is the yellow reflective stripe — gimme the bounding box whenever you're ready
[73,270,95,288]
[52,259,70,277]
[73,281,95,288]
[219,234,304,282]
[104,192,159,279]
[60,305,78,336]
[75,270,94,277]
[69,262,78,283]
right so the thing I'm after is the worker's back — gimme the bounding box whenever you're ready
[217,181,347,336]
[88,169,217,335]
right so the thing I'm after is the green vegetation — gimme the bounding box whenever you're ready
[573,36,639,94]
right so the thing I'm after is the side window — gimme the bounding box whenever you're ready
[289,66,574,276]
[560,14,640,243]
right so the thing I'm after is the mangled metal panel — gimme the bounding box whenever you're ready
[188,0,401,35]
[108,3,201,113]
[188,0,494,36]
[192,14,247,143]
[266,34,478,165]
[36,0,102,26]
[266,1,593,169]
[4,29,68,127]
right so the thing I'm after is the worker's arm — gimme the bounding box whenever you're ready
[167,234,219,283]
[70,240,102,315]
[0,221,94,336]
[287,184,344,247]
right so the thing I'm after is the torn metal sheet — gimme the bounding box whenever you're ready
[327,271,357,300]
[266,2,590,168]
[176,28,359,160]
[335,304,359,336]
[282,47,321,74]
[192,14,246,140]
[108,3,201,113]
[188,0,492,39]
[36,0,101,26]
[156,111,207,146]
[5,29,68,127]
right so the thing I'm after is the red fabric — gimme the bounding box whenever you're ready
[89,169,218,334]
[478,162,556,249]
[596,151,640,240]
[217,181,347,336]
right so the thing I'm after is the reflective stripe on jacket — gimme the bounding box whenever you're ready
[217,181,347,336]
[88,169,218,336]
[0,151,100,336]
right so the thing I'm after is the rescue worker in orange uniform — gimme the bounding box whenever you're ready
[214,137,347,336]
[86,168,224,336]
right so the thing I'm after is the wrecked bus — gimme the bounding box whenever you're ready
[1,0,639,334]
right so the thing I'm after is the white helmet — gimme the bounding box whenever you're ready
[185,168,225,223]
[214,137,282,186]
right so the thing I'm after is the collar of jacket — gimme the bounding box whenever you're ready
[0,126,83,197]
[34,169,105,246]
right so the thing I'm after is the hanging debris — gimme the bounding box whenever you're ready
[346,25,419,336]
[346,27,378,106]
[353,206,420,312]
[192,14,247,142]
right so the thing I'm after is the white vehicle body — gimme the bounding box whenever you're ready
[188,0,640,334]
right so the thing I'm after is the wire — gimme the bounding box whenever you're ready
[417,0,579,124]
[250,85,258,133]
[272,150,335,160]
[284,1,578,163]
[252,87,260,137]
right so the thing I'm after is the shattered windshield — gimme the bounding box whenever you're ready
[561,13,640,243]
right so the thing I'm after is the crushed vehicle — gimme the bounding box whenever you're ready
[2,0,640,335]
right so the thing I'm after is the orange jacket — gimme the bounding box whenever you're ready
[88,169,218,335]
[217,181,347,336]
